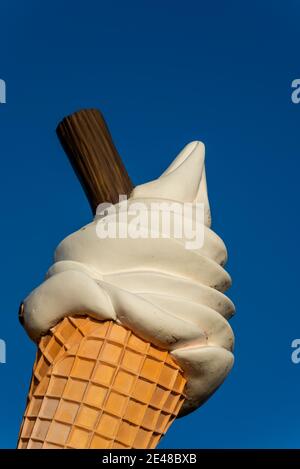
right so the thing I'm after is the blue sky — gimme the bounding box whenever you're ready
[0,0,300,448]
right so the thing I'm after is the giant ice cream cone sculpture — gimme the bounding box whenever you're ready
[18,110,235,449]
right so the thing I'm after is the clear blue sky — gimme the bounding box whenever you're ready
[0,0,299,449]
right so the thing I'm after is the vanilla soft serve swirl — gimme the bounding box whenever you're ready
[22,141,235,415]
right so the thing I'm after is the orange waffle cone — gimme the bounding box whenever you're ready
[18,316,186,449]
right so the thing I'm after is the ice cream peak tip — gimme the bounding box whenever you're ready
[130,141,211,227]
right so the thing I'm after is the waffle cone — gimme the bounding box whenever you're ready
[18,316,186,449]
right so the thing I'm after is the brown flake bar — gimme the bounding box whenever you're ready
[56,109,134,213]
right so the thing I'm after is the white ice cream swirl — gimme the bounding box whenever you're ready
[22,141,235,416]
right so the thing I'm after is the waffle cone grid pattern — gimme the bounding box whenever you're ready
[18,316,186,449]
